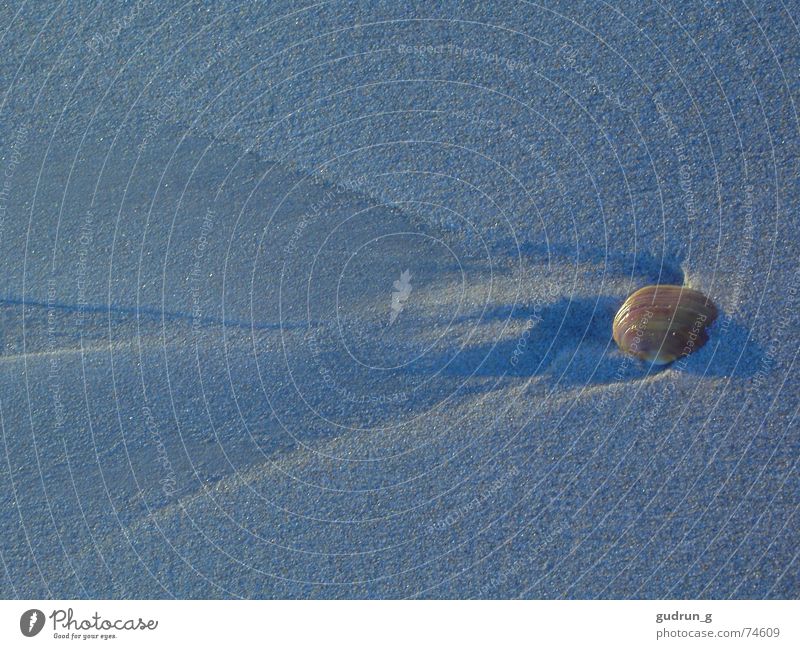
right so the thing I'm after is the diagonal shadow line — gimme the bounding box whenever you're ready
[0,295,314,334]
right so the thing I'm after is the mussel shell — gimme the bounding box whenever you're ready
[612,285,718,365]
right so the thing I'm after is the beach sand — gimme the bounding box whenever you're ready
[0,1,797,598]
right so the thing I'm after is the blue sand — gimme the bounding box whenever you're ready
[0,1,797,598]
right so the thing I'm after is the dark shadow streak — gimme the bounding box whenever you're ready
[0,295,312,333]
[407,297,761,387]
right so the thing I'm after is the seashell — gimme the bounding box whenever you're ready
[612,284,718,365]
